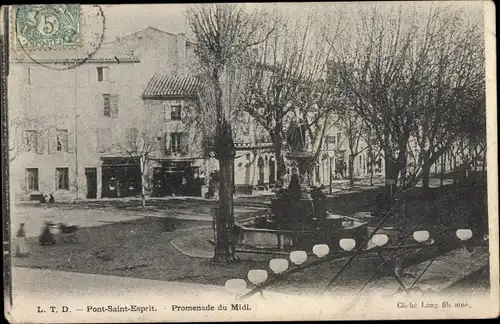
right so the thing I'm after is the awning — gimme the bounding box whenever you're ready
[101,157,139,166]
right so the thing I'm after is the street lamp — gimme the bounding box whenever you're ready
[225,279,247,296]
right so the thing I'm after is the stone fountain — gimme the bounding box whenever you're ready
[234,120,368,252]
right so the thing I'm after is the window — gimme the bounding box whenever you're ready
[97,67,109,82]
[103,94,110,116]
[103,94,118,118]
[26,168,39,191]
[56,168,69,190]
[24,130,37,151]
[171,105,182,120]
[170,133,182,153]
[326,135,336,145]
[56,129,68,152]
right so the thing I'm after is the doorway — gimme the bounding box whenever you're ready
[85,168,97,199]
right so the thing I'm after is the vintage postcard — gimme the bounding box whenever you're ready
[2,2,498,322]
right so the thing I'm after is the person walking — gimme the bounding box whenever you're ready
[15,223,29,257]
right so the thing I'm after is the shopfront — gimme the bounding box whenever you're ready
[101,157,141,198]
[151,159,202,197]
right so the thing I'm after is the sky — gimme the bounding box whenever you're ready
[100,2,485,41]
[101,4,189,41]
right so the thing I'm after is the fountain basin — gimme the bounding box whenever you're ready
[235,213,368,253]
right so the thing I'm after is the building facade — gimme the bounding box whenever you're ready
[10,26,414,202]
[9,27,197,201]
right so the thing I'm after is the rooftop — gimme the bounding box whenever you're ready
[143,73,200,98]
[10,39,140,64]
[10,27,188,64]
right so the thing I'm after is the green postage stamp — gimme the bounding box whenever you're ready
[13,4,82,50]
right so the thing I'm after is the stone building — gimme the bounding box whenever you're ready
[9,27,196,201]
[8,26,404,202]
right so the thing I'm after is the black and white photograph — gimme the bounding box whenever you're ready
[1,2,498,322]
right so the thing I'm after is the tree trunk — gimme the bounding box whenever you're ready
[213,157,237,264]
[482,147,487,178]
[368,149,374,187]
[384,154,399,194]
[274,136,286,182]
[422,161,431,189]
[140,156,147,208]
[440,154,444,189]
[213,115,237,264]
[473,146,478,172]
[348,154,355,189]
[370,166,374,186]
[210,64,237,264]
[273,122,286,182]
[452,149,458,184]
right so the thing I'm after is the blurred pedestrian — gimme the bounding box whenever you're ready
[39,221,56,246]
[15,223,29,257]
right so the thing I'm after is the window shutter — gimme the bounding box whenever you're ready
[165,132,171,155]
[180,106,187,121]
[157,132,166,156]
[164,104,171,121]
[22,131,29,151]
[36,130,44,154]
[47,128,56,154]
[103,94,110,117]
[67,129,75,153]
[110,95,119,118]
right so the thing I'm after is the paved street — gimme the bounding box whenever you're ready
[9,195,272,239]
[6,177,461,239]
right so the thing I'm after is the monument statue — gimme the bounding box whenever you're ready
[286,120,308,153]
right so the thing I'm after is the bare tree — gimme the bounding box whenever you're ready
[9,111,53,163]
[323,3,484,193]
[240,10,344,183]
[338,108,367,189]
[362,122,383,186]
[115,128,160,208]
[405,7,485,188]
[186,4,275,264]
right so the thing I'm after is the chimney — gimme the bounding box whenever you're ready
[116,36,121,43]
[176,33,187,76]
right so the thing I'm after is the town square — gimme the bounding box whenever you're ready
[3,2,496,322]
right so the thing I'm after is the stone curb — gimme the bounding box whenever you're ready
[169,226,214,259]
